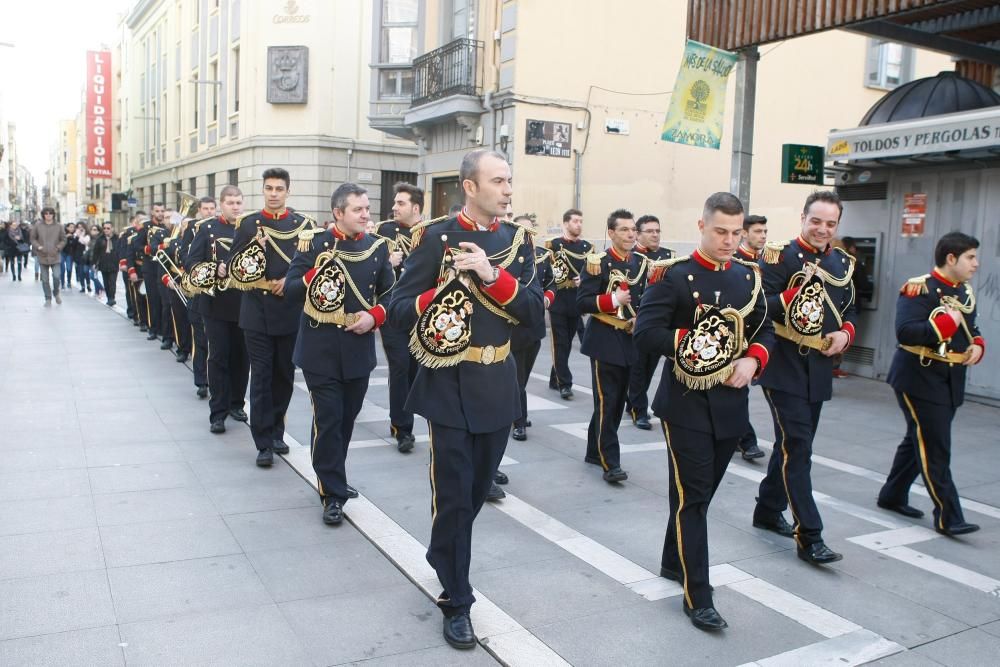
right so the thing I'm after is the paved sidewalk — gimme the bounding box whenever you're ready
[2,275,999,666]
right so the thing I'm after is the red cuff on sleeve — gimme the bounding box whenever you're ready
[780,286,800,308]
[597,293,616,313]
[481,268,518,306]
[161,274,170,287]
[673,328,688,354]
[128,267,137,276]
[144,245,151,255]
[118,259,127,267]
[931,312,959,342]
[158,243,166,251]
[303,267,318,286]
[840,321,856,347]
[417,288,436,314]
[973,336,986,355]
[368,304,387,329]
[543,290,555,309]
[746,342,770,377]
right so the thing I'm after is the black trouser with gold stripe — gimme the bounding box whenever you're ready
[879,391,964,531]
[426,422,508,617]
[158,281,174,344]
[124,272,137,320]
[380,322,417,437]
[549,310,580,390]
[661,421,738,610]
[188,301,208,387]
[143,269,162,335]
[168,289,191,354]
[204,315,249,424]
[626,350,659,420]
[244,330,296,451]
[756,388,825,547]
[303,370,369,504]
[586,359,629,470]
[513,339,541,428]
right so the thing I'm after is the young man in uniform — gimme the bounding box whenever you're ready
[735,213,768,461]
[186,186,249,433]
[546,209,592,400]
[127,203,167,343]
[228,168,317,466]
[119,212,145,328]
[376,182,423,453]
[285,183,396,525]
[388,149,543,650]
[577,209,650,484]
[180,197,218,398]
[627,214,673,430]
[876,232,984,536]
[635,192,773,631]
[752,191,857,565]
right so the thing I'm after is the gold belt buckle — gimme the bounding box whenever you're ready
[480,345,496,365]
[344,312,358,327]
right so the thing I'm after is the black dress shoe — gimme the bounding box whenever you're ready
[603,467,628,483]
[175,351,189,363]
[559,387,574,400]
[661,567,713,590]
[797,542,843,565]
[210,420,225,434]
[396,432,415,453]
[197,385,208,399]
[160,340,173,350]
[272,439,290,454]
[741,444,766,461]
[634,414,652,430]
[525,420,532,427]
[753,513,794,538]
[494,471,509,485]
[486,482,506,501]
[146,332,158,340]
[684,605,728,631]
[584,456,603,466]
[443,613,476,650]
[936,522,980,536]
[511,426,527,441]
[876,499,924,518]
[229,408,248,422]
[322,499,344,525]
[345,484,359,499]
[256,448,273,467]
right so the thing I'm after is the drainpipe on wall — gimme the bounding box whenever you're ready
[573,149,582,210]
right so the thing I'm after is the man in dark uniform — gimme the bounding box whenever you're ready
[150,213,177,353]
[511,214,555,442]
[577,209,650,484]
[161,215,193,363]
[752,191,858,565]
[181,197,217,398]
[127,203,167,343]
[186,185,249,434]
[876,232,984,536]
[388,149,543,650]
[228,168,316,466]
[285,183,395,523]
[546,209,591,400]
[119,212,145,328]
[635,192,773,631]
[735,214,768,461]
[627,214,673,430]
[375,182,424,453]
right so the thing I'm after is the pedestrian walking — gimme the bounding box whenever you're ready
[92,222,120,306]
[60,222,77,289]
[545,209,592,400]
[29,208,66,306]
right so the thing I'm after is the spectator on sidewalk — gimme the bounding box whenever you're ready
[73,223,92,292]
[30,208,66,306]
[60,222,77,289]
[2,221,28,281]
[87,224,104,297]
[92,222,119,306]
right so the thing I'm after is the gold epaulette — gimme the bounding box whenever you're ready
[504,219,537,237]
[297,228,316,253]
[731,255,761,272]
[762,240,788,264]
[833,246,856,265]
[585,252,605,276]
[648,255,689,284]
[901,274,929,297]
[409,216,446,249]
[544,239,554,250]
[234,211,258,227]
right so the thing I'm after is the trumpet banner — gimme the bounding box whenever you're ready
[661,39,738,150]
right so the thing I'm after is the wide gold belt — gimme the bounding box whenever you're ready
[592,312,633,332]
[463,341,511,365]
[556,281,577,290]
[899,344,966,365]
[228,277,272,292]
[774,322,830,351]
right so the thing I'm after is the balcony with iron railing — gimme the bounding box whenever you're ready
[411,38,483,108]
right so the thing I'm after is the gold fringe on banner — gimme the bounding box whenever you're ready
[673,363,735,391]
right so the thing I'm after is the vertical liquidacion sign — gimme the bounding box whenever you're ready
[86,50,113,178]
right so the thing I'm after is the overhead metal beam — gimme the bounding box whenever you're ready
[849,20,1000,65]
[906,5,1000,35]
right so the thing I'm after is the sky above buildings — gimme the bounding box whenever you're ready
[0,0,128,182]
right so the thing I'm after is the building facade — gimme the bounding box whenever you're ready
[367,0,954,241]
[45,119,80,223]
[118,0,419,222]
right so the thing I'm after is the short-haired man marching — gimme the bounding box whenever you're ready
[752,191,858,566]
[876,232,985,535]
[546,208,592,400]
[388,149,543,650]
[735,213,768,462]
[635,192,773,631]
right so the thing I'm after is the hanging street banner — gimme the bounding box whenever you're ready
[86,50,113,178]
[661,39,738,150]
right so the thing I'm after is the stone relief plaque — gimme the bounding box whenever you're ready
[267,46,308,104]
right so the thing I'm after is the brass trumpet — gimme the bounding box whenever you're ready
[153,247,191,306]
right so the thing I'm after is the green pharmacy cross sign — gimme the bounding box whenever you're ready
[781,144,824,184]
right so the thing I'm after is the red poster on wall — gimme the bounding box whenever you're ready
[86,50,113,178]
[901,193,926,237]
